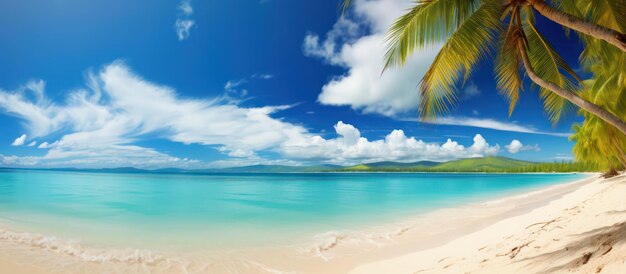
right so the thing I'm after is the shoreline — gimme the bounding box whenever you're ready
[0,174,599,273]
[0,166,598,175]
[351,173,626,274]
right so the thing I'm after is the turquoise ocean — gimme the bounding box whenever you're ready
[0,169,584,255]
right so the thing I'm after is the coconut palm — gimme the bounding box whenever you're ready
[342,0,626,135]
[342,0,626,51]
[570,0,626,171]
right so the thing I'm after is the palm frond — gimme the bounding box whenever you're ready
[522,13,580,124]
[384,0,482,70]
[494,7,524,116]
[419,0,503,119]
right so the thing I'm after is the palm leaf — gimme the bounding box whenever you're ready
[418,0,504,119]
[522,13,580,124]
[494,7,524,115]
[384,0,482,69]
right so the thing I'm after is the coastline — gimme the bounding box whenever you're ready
[351,173,626,274]
[0,173,600,273]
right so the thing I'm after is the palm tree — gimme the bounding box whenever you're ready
[570,0,626,172]
[341,0,626,135]
[342,0,626,51]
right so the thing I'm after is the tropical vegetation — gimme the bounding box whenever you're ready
[14,156,599,173]
[337,156,600,173]
[341,0,626,173]
[566,0,626,174]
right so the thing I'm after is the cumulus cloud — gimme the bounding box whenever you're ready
[0,62,522,168]
[505,139,540,154]
[304,0,440,117]
[175,0,194,40]
[11,134,27,146]
[27,141,37,147]
[280,121,501,165]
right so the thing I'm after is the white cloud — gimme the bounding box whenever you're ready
[505,139,540,154]
[179,0,193,15]
[304,0,440,117]
[27,141,37,147]
[175,19,194,40]
[0,61,308,168]
[554,153,573,161]
[411,116,571,137]
[334,121,361,145]
[223,73,274,100]
[252,73,274,80]
[0,62,530,168]
[175,0,194,40]
[506,140,523,154]
[38,142,51,149]
[280,121,501,165]
[11,134,27,146]
[0,154,38,166]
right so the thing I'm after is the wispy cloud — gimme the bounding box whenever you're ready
[0,61,306,168]
[554,153,574,161]
[223,73,274,102]
[403,116,571,137]
[0,63,533,168]
[175,0,195,41]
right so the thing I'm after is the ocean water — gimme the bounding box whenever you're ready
[0,169,584,253]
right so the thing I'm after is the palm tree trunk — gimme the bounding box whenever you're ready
[517,41,626,136]
[527,0,626,52]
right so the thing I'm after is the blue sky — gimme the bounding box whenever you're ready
[0,0,584,168]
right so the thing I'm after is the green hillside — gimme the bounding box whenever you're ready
[206,164,341,173]
[431,156,535,172]
[336,156,600,173]
[342,164,373,171]
[341,160,441,171]
[30,157,600,174]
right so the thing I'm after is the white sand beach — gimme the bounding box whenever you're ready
[1,174,625,273]
[351,173,626,274]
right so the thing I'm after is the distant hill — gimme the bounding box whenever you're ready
[205,164,341,173]
[431,156,535,171]
[365,161,440,168]
[341,160,441,171]
[6,156,597,174]
[340,157,536,172]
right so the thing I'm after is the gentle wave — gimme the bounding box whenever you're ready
[301,176,595,260]
[0,228,301,274]
[0,229,184,266]
[302,224,413,260]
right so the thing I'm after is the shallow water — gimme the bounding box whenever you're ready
[0,169,583,254]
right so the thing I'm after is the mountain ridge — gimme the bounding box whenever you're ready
[0,156,598,174]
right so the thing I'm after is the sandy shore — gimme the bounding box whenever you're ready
[351,173,626,274]
[1,174,624,273]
